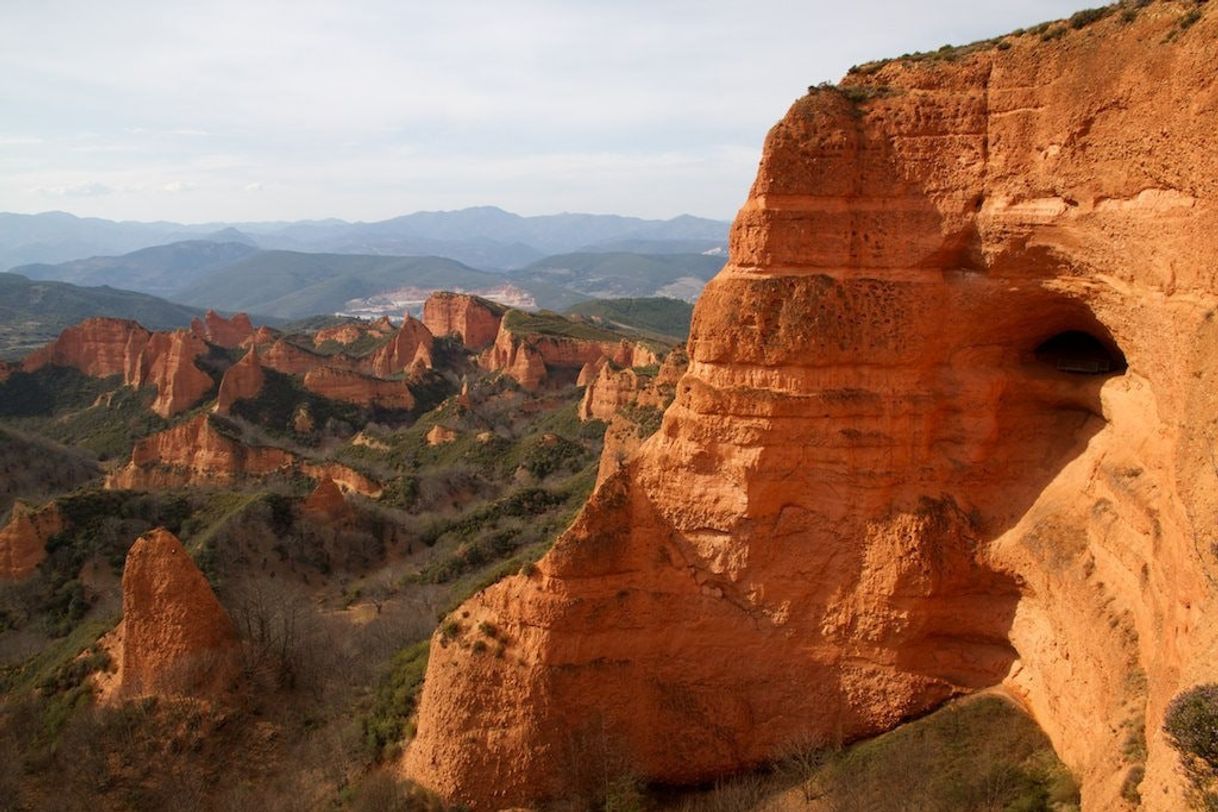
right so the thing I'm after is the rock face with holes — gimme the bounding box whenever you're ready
[405,9,1218,811]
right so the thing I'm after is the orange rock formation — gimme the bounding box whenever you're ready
[0,501,63,580]
[405,8,1218,810]
[302,367,415,410]
[215,347,265,414]
[480,320,659,390]
[130,330,215,418]
[422,292,505,350]
[369,315,434,377]
[112,528,239,699]
[425,424,458,446]
[107,414,294,490]
[192,310,255,348]
[301,477,353,524]
[23,318,214,417]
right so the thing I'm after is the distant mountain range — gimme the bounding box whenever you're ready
[16,242,727,320]
[0,272,202,359]
[0,206,729,271]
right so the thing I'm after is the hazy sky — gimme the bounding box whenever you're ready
[2,0,1100,224]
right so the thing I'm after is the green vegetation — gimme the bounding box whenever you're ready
[670,696,1078,812]
[231,367,390,443]
[0,367,166,459]
[360,640,430,760]
[0,271,200,359]
[0,426,99,512]
[564,297,694,341]
[504,309,628,343]
[1164,683,1218,808]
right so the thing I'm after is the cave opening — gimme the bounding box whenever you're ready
[1034,330,1127,375]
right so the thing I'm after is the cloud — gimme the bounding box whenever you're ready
[162,180,197,193]
[243,182,263,192]
[33,181,113,197]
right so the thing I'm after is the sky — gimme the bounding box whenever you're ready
[1,0,1102,224]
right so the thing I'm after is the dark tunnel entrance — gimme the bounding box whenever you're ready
[1034,330,1127,375]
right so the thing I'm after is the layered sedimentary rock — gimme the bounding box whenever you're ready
[0,501,63,580]
[369,315,434,376]
[215,347,265,414]
[262,338,355,376]
[422,292,505,350]
[405,8,1218,811]
[107,414,294,490]
[192,310,254,348]
[23,318,214,417]
[481,321,660,390]
[22,317,151,378]
[111,528,239,699]
[130,330,215,418]
[301,367,414,410]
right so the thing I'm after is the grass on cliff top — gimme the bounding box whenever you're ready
[845,0,1182,76]
[503,308,632,344]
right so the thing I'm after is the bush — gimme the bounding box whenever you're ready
[360,641,430,761]
[1069,7,1111,29]
[1165,684,1218,769]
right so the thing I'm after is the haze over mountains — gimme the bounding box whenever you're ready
[0,206,729,271]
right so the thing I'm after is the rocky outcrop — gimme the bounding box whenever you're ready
[301,477,353,524]
[0,501,63,580]
[0,361,17,382]
[242,325,279,348]
[314,316,395,348]
[578,365,642,422]
[480,319,659,390]
[22,317,151,379]
[262,338,351,376]
[301,367,414,411]
[405,9,1218,810]
[299,462,382,499]
[130,330,215,418]
[107,414,294,490]
[369,315,434,377]
[425,425,458,446]
[192,310,254,348]
[23,318,213,417]
[422,292,505,350]
[111,528,239,700]
[215,347,265,414]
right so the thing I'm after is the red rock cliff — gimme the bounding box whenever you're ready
[107,414,294,490]
[404,8,1218,810]
[301,366,414,410]
[0,502,63,580]
[368,315,434,377]
[23,319,214,417]
[192,310,255,348]
[112,528,239,699]
[214,347,265,415]
[422,292,505,350]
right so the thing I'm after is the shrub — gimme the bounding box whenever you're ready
[360,641,430,761]
[1164,684,1218,769]
[1069,7,1112,29]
